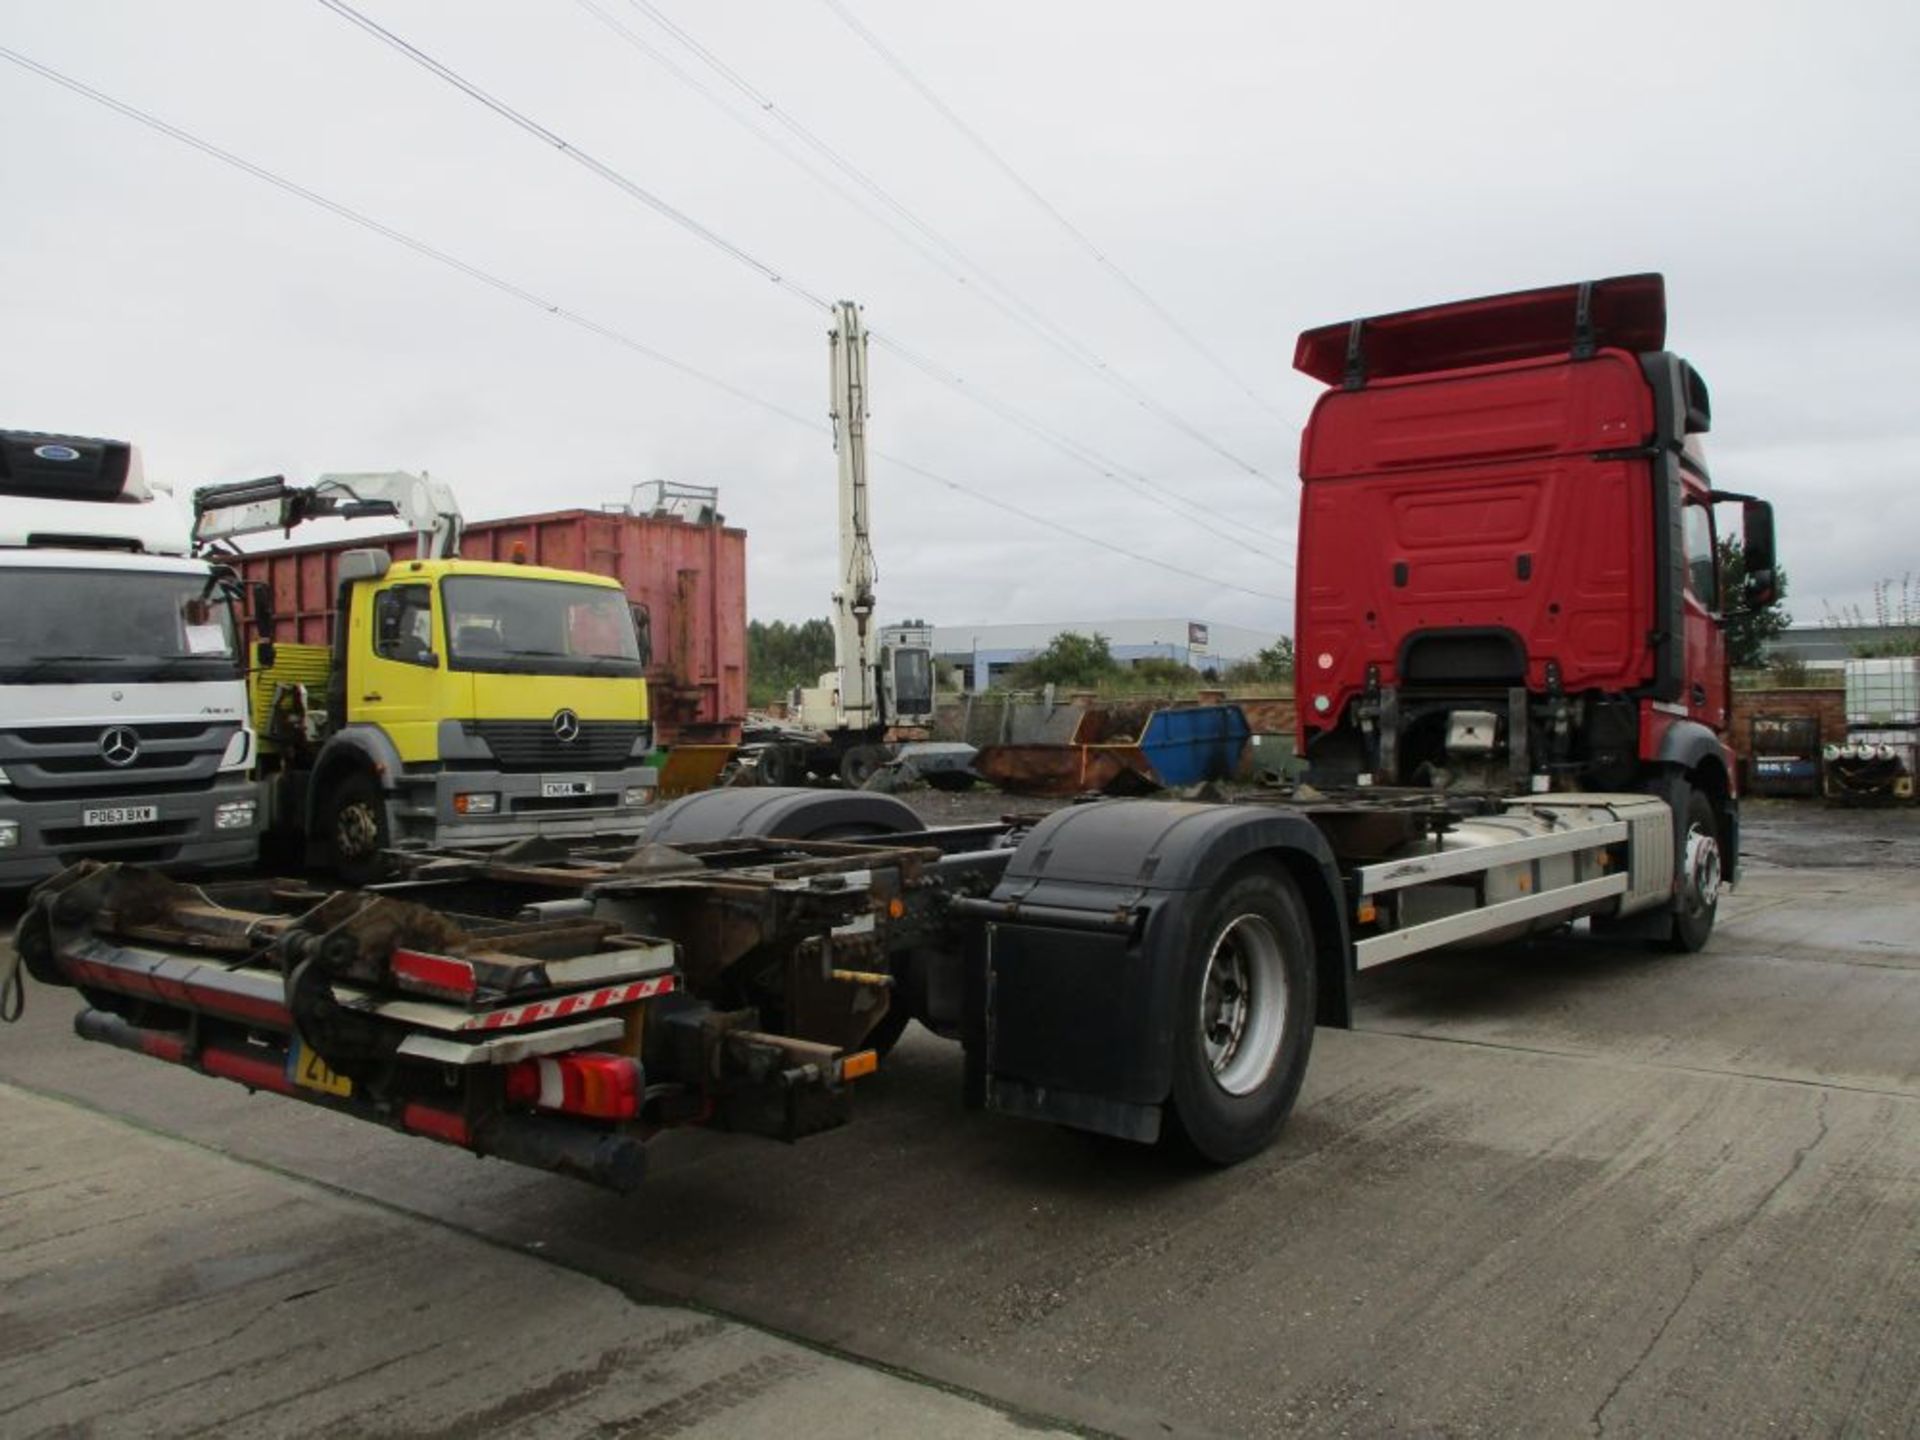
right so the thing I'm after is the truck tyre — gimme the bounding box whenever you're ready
[1667,788,1722,953]
[839,744,887,788]
[1167,865,1317,1164]
[322,772,393,885]
[757,743,805,788]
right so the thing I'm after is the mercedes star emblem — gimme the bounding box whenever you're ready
[551,708,581,743]
[99,726,141,768]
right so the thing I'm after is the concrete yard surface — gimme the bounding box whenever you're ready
[0,801,1915,1437]
[0,1083,1066,1439]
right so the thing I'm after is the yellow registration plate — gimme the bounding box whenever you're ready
[289,1038,353,1097]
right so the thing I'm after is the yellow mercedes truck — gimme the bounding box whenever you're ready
[198,475,656,879]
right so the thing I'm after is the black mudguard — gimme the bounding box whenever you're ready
[641,786,923,843]
[974,800,1349,1142]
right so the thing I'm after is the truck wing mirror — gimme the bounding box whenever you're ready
[1741,499,1777,607]
[1710,492,1778,609]
[249,579,278,637]
[249,579,278,667]
[631,603,653,668]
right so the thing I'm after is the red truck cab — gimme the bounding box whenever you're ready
[1290,275,1776,919]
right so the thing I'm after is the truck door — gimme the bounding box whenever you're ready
[346,581,445,762]
[1680,498,1728,730]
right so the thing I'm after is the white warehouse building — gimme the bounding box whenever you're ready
[931,618,1286,692]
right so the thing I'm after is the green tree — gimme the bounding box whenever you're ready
[1008,631,1124,689]
[747,617,835,707]
[1224,637,1295,686]
[1718,537,1791,669]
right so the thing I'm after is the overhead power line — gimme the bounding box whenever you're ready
[569,0,1285,565]
[317,0,1295,563]
[0,45,814,431]
[0,43,1293,606]
[611,0,1293,493]
[818,0,1299,431]
[313,0,835,312]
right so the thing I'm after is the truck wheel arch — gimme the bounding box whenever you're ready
[305,729,406,842]
[1649,719,1738,887]
[980,801,1354,1142]
[992,802,1354,1031]
[642,786,923,844]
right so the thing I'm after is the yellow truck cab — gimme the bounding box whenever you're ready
[255,548,655,879]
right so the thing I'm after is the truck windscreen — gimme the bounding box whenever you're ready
[441,575,643,677]
[0,567,241,683]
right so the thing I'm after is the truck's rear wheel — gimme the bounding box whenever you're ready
[322,772,393,885]
[838,744,887,789]
[1667,788,1722,953]
[1167,866,1316,1164]
[756,743,805,788]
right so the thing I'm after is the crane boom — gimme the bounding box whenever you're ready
[191,470,464,558]
[829,300,877,723]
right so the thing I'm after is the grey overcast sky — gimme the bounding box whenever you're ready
[3,0,1916,631]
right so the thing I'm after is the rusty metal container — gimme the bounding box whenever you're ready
[1749,714,1820,797]
[233,494,747,745]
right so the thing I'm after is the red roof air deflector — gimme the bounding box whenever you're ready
[1293,273,1666,388]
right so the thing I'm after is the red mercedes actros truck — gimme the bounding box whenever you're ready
[11,275,1776,1191]
[1291,273,1775,948]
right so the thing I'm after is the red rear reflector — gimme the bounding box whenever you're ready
[402,1102,471,1146]
[503,1052,642,1120]
[390,948,478,1000]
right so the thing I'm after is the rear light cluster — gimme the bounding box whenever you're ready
[503,1053,643,1120]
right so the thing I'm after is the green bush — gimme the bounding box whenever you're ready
[747,617,834,708]
[1007,631,1126,689]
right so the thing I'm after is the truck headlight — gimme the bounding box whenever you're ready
[219,729,254,772]
[454,792,499,815]
[622,786,652,807]
[214,799,256,830]
[0,820,18,848]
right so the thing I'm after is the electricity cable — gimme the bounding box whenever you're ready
[818,0,1298,430]
[614,0,1291,491]
[0,43,1293,604]
[319,0,1295,560]
[570,0,1288,561]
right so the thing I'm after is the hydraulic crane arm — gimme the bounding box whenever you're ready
[829,300,877,724]
[192,470,464,558]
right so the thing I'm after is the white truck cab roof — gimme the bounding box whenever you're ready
[0,429,191,556]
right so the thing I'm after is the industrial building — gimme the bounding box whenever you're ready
[1764,623,1920,668]
[931,618,1285,691]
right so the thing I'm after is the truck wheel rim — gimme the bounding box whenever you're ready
[1684,826,1721,912]
[1198,913,1288,1096]
[337,802,380,858]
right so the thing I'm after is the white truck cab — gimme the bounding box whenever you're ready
[0,430,259,886]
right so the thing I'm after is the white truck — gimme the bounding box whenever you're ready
[0,430,259,886]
